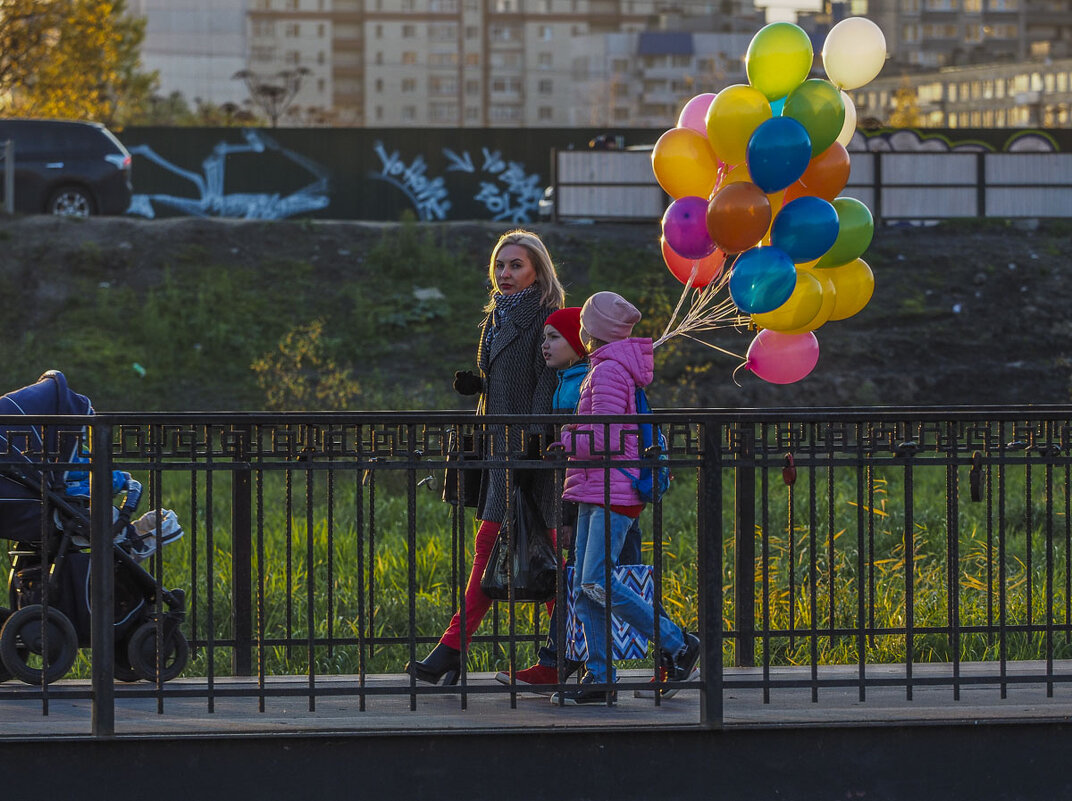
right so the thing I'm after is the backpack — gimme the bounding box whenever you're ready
[615,386,671,504]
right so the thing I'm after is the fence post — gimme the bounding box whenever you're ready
[699,420,725,728]
[734,422,756,667]
[231,426,252,676]
[90,421,115,737]
[2,139,13,215]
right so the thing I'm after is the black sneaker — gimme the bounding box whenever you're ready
[667,632,701,683]
[550,676,616,706]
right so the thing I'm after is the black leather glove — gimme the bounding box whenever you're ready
[453,370,483,396]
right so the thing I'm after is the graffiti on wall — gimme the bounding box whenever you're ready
[849,128,1059,153]
[127,130,331,220]
[370,142,544,223]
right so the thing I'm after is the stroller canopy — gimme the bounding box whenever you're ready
[0,370,93,464]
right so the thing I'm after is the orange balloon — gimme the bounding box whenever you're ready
[651,127,721,199]
[661,237,726,288]
[706,182,772,254]
[797,143,851,201]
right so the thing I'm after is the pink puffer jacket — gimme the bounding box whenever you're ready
[556,337,654,506]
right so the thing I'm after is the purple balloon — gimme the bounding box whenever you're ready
[747,116,812,194]
[661,196,716,260]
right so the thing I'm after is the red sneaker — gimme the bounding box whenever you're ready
[495,664,575,695]
[633,665,700,699]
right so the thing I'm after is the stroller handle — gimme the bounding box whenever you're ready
[113,476,142,535]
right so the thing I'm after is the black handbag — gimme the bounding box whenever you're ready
[442,428,481,507]
[480,484,557,602]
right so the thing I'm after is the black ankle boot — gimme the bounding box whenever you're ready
[406,643,461,685]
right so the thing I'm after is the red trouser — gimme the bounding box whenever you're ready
[440,519,556,650]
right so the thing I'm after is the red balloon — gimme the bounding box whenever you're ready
[706,181,772,254]
[797,143,851,201]
[661,237,726,288]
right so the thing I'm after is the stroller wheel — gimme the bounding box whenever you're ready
[127,621,189,683]
[114,643,141,683]
[0,604,79,685]
[0,608,14,682]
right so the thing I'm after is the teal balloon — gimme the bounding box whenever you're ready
[729,246,797,314]
[782,79,846,156]
[816,197,874,268]
[746,116,812,194]
[771,196,840,263]
[770,97,786,116]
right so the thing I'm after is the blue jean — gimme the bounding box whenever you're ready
[537,515,643,667]
[573,503,685,683]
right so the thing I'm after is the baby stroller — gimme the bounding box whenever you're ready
[0,371,188,685]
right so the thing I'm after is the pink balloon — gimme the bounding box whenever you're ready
[745,330,820,384]
[678,93,717,135]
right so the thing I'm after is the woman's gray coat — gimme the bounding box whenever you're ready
[474,289,558,528]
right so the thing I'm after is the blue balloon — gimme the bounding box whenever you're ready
[771,196,840,263]
[746,117,812,194]
[729,246,797,314]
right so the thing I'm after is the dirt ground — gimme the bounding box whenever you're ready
[2,214,1071,410]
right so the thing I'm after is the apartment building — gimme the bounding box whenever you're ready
[245,0,762,126]
[133,0,250,106]
[803,0,1072,71]
[851,57,1072,128]
[572,30,752,126]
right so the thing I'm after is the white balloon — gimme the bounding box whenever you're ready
[822,17,887,91]
[836,91,857,148]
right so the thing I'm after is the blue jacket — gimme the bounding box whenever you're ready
[551,361,589,415]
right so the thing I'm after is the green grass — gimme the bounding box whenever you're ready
[55,454,1072,680]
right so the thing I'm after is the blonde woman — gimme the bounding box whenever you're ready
[407,229,566,685]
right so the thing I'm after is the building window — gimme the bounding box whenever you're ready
[285,22,299,37]
[318,51,325,65]
[538,106,553,120]
[465,26,479,39]
[253,20,275,36]
[466,53,479,66]
[540,25,552,40]
[250,45,275,60]
[402,106,417,121]
[964,0,981,10]
[538,78,552,94]
[431,103,458,122]
[375,24,383,38]
[376,106,383,120]
[317,78,325,93]
[402,77,418,92]
[375,78,383,92]
[375,52,383,65]
[318,23,325,37]
[402,51,418,65]
[286,50,301,65]
[538,52,552,68]
[429,52,459,66]
[402,24,417,38]
[466,106,481,120]
[285,0,298,8]
[429,0,459,9]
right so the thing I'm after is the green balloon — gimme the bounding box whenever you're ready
[783,79,846,156]
[815,197,874,268]
[746,23,814,102]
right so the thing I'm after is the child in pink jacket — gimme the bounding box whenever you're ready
[548,291,699,706]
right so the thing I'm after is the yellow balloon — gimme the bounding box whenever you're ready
[826,258,875,320]
[837,91,857,148]
[720,162,752,188]
[752,269,823,332]
[651,127,721,199]
[746,23,814,101]
[780,266,837,334]
[706,84,772,167]
[822,17,887,90]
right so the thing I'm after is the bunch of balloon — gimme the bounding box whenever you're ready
[651,17,887,386]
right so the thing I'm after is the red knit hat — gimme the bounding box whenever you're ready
[544,307,585,358]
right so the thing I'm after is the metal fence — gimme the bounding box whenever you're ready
[551,149,1072,222]
[3,407,1072,736]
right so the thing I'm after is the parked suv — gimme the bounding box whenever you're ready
[0,119,132,216]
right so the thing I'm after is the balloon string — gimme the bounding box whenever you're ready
[680,333,744,360]
[660,262,698,343]
[731,359,749,388]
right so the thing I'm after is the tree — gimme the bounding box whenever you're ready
[0,0,157,126]
[233,67,311,127]
[887,77,922,128]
